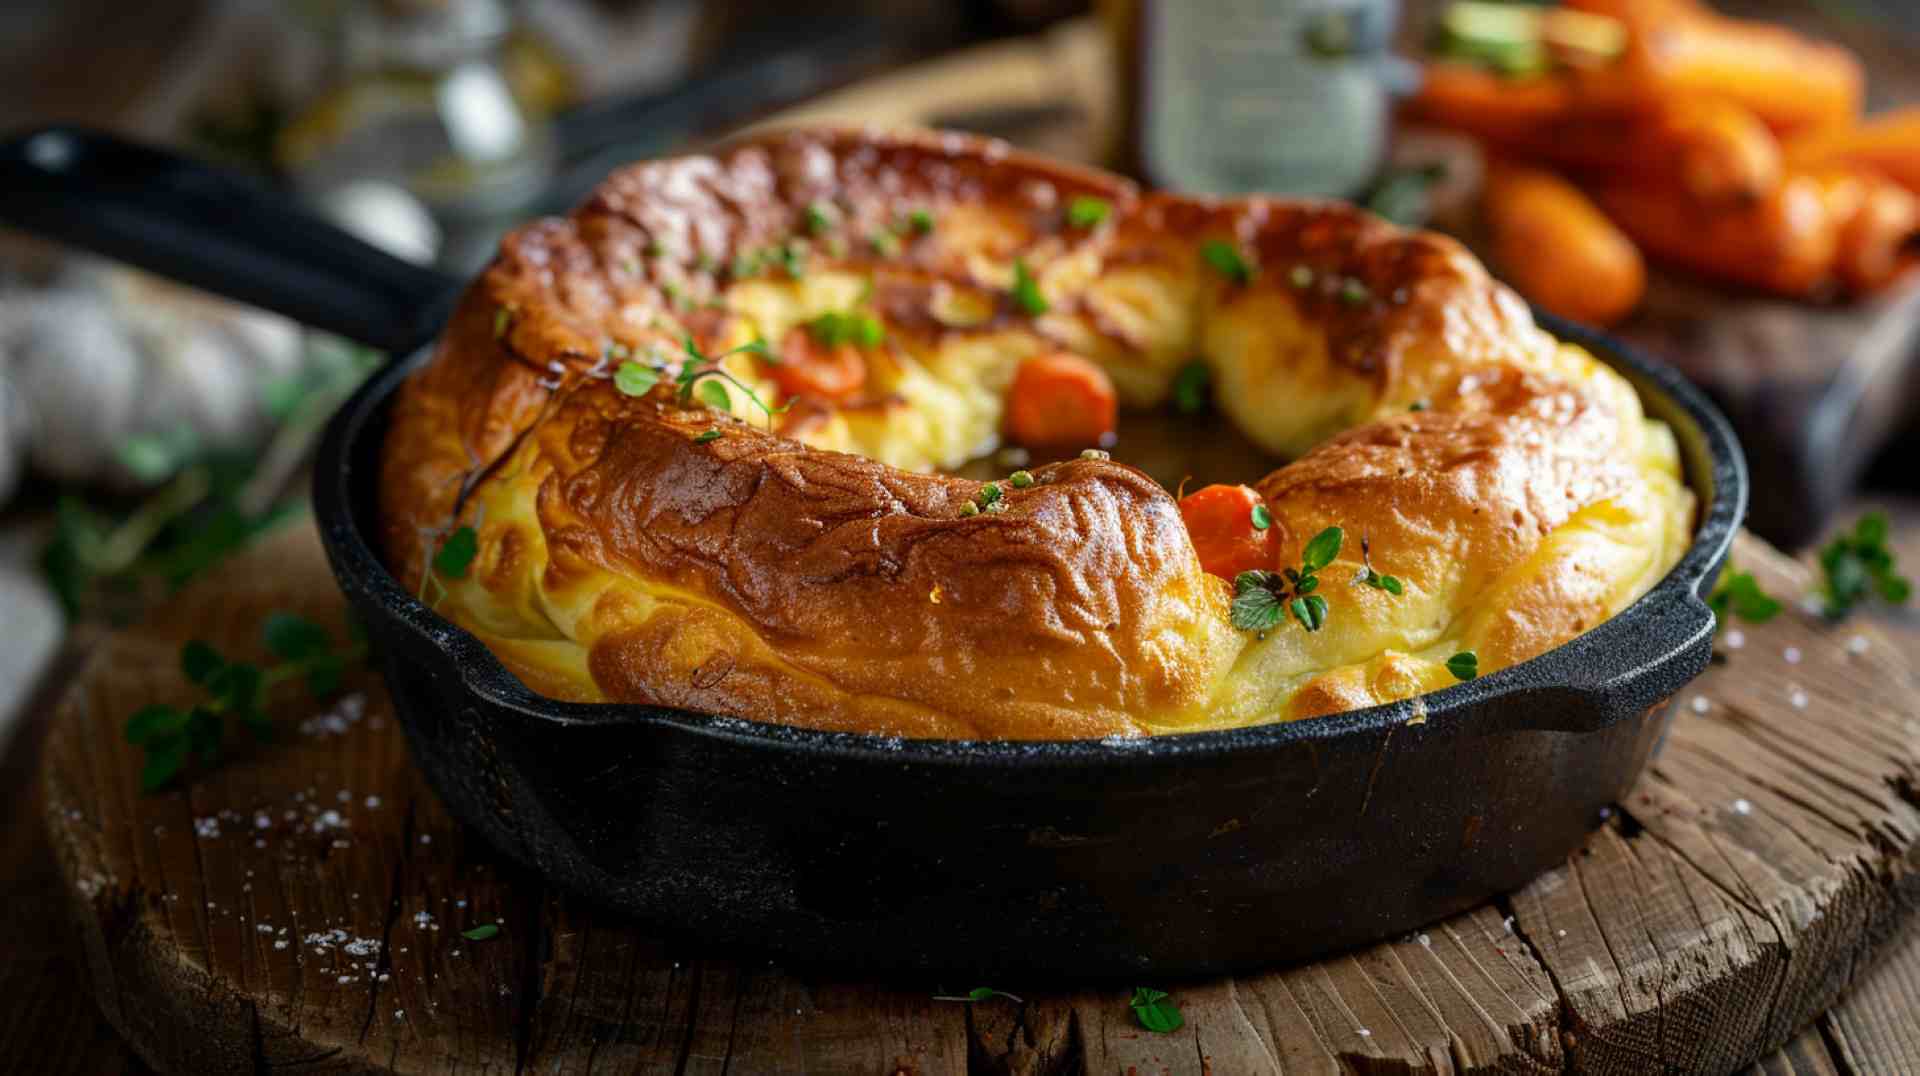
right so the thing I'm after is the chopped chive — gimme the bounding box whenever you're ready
[1067,195,1112,228]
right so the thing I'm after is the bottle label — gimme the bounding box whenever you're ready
[1139,0,1395,197]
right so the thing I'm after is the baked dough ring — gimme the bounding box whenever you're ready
[379,127,1694,739]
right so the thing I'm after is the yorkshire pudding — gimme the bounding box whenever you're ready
[378,127,1694,740]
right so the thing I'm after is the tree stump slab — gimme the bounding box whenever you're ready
[37,522,1920,1074]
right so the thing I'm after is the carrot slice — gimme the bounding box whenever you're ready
[770,324,867,401]
[1003,352,1118,448]
[1179,484,1280,580]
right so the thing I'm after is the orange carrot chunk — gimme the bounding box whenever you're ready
[1179,484,1280,580]
[1003,351,1118,448]
[771,324,867,401]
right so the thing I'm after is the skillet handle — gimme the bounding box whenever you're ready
[1477,590,1718,735]
[0,126,462,355]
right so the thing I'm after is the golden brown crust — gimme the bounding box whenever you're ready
[378,126,1690,739]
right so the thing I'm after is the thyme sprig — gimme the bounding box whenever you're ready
[1231,526,1344,635]
[125,612,368,792]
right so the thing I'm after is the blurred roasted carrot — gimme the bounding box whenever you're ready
[1595,172,1840,296]
[1484,162,1645,325]
[1405,63,1583,149]
[1787,108,1920,197]
[1409,72,1775,205]
[1004,351,1118,448]
[1804,169,1920,295]
[1647,98,1779,204]
[1565,0,1862,133]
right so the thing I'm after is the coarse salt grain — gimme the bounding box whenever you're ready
[1733,798,1752,815]
[1789,688,1809,709]
[1848,635,1870,654]
[273,940,288,950]
[1784,646,1802,664]
[1724,629,1745,650]
[1690,697,1710,714]
[1357,1028,1371,1037]
[365,795,382,809]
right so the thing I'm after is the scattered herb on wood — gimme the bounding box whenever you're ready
[1817,511,1910,619]
[461,924,500,942]
[934,986,1024,1003]
[125,612,368,791]
[1707,568,1782,629]
[1129,987,1184,1033]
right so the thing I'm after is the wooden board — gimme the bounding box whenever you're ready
[31,520,1920,1075]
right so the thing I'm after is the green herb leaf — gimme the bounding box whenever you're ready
[1230,581,1286,632]
[906,208,935,234]
[615,361,660,397]
[1008,470,1035,489]
[809,311,885,349]
[126,704,188,746]
[462,923,500,941]
[1066,195,1112,228]
[804,202,837,235]
[1339,279,1371,306]
[1170,360,1210,415]
[492,306,513,340]
[1446,650,1480,681]
[696,378,732,411]
[693,429,724,444]
[1380,575,1404,595]
[976,482,1003,510]
[181,640,225,685]
[186,707,223,763]
[1302,527,1344,572]
[870,231,900,257]
[304,653,345,699]
[140,736,190,792]
[1707,568,1782,628]
[1291,593,1329,631]
[1201,239,1254,285]
[1818,511,1909,619]
[1012,257,1048,315]
[1250,504,1272,531]
[434,526,479,580]
[1289,264,1315,289]
[1129,987,1184,1033]
[263,612,331,662]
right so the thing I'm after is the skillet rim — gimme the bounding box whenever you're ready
[312,310,1746,768]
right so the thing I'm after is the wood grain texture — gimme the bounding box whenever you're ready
[26,519,1920,1075]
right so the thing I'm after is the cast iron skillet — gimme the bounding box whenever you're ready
[0,126,1746,978]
